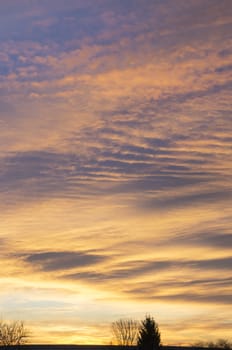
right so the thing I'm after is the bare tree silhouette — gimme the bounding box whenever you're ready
[194,339,232,349]
[112,318,139,346]
[0,321,29,348]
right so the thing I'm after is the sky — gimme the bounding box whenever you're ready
[0,0,232,346]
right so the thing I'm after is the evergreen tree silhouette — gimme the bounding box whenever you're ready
[137,315,161,350]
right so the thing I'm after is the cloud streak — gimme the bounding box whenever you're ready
[22,251,107,272]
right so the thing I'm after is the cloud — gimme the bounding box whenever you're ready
[64,259,172,282]
[62,256,232,284]
[163,293,232,305]
[138,189,232,212]
[21,251,107,272]
[167,231,232,250]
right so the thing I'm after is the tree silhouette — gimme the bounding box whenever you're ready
[194,339,232,349]
[0,321,29,348]
[112,318,139,346]
[137,315,161,350]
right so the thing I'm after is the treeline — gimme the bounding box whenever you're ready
[112,315,161,350]
[193,340,232,350]
[111,316,231,350]
[0,316,231,350]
